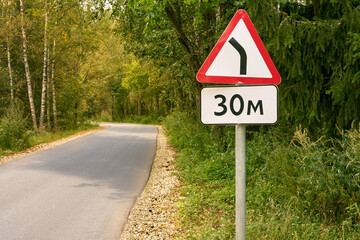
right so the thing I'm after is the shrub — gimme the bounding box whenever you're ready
[0,103,30,151]
[164,111,360,239]
[98,110,112,122]
[247,125,360,238]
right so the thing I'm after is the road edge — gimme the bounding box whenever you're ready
[0,126,106,165]
[120,126,183,239]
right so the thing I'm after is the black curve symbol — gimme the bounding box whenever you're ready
[228,37,247,75]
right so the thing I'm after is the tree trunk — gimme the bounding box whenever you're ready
[6,38,14,101]
[51,38,58,132]
[5,0,14,101]
[164,2,201,73]
[164,2,202,107]
[39,0,48,128]
[20,0,37,129]
[137,96,141,116]
[46,48,51,131]
[216,6,221,34]
[111,95,114,120]
[155,95,159,111]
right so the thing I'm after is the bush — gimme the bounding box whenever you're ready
[98,110,112,122]
[247,125,360,239]
[121,114,161,125]
[0,103,30,151]
[163,111,360,239]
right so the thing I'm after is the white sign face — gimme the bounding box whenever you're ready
[201,85,278,125]
[206,19,271,78]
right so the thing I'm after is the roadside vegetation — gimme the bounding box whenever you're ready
[163,112,360,239]
[0,102,98,158]
[1,0,359,239]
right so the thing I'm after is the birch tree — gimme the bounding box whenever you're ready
[39,0,48,128]
[5,0,14,101]
[50,0,58,131]
[20,0,37,129]
[51,37,58,131]
[46,44,50,130]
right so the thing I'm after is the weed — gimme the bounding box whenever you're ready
[163,112,360,239]
[0,103,29,151]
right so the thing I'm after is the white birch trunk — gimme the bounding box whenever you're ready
[6,38,14,101]
[20,0,37,129]
[46,47,50,130]
[51,38,58,131]
[39,0,48,128]
[6,0,14,101]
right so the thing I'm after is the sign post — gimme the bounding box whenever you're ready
[236,125,246,240]
[200,84,278,240]
[197,9,281,240]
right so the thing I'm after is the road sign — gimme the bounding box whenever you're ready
[196,10,281,85]
[201,85,278,125]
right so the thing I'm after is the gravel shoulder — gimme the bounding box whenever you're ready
[120,126,183,239]
[0,125,183,239]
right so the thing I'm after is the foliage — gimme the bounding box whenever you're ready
[120,115,160,125]
[1,0,359,134]
[0,1,359,238]
[0,103,29,150]
[246,0,360,135]
[163,111,236,239]
[28,122,99,147]
[0,0,115,130]
[113,0,360,136]
[0,121,99,158]
[163,112,360,239]
[246,124,360,239]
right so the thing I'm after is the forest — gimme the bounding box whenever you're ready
[0,0,360,239]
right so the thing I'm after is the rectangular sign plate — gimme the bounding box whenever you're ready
[201,85,278,125]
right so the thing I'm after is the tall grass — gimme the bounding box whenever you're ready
[163,111,360,239]
[28,122,99,147]
[0,103,99,158]
[0,103,29,151]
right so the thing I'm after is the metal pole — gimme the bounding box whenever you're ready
[235,124,246,240]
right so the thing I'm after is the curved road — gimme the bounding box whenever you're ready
[0,123,157,240]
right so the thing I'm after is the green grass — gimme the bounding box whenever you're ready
[163,111,360,239]
[91,111,163,125]
[0,122,99,158]
[121,115,163,125]
[29,123,99,146]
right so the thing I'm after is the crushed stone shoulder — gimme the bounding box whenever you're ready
[120,126,183,239]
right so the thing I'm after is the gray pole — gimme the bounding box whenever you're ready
[235,124,246,240]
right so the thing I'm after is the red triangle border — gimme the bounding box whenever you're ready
[196,10,281,85]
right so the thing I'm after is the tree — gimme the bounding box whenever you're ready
[50,37,58,131]
[4,0,14,102]
[245,0,360,135]
[114,0,243,109]
[114,0,360,135]
[20,0,37,129]
[39,0,49,128]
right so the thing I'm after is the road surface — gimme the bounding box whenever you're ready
[0,123,157,240]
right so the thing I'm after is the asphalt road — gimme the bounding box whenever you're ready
[0,123,157,240]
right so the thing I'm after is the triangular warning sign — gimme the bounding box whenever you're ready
[197,10,281,85]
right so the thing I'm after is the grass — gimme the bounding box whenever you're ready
[121,115,163,125]
[29,123,99,146]
[92,110,163,125]
[163,111,360,239]
[0,122,99,158]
